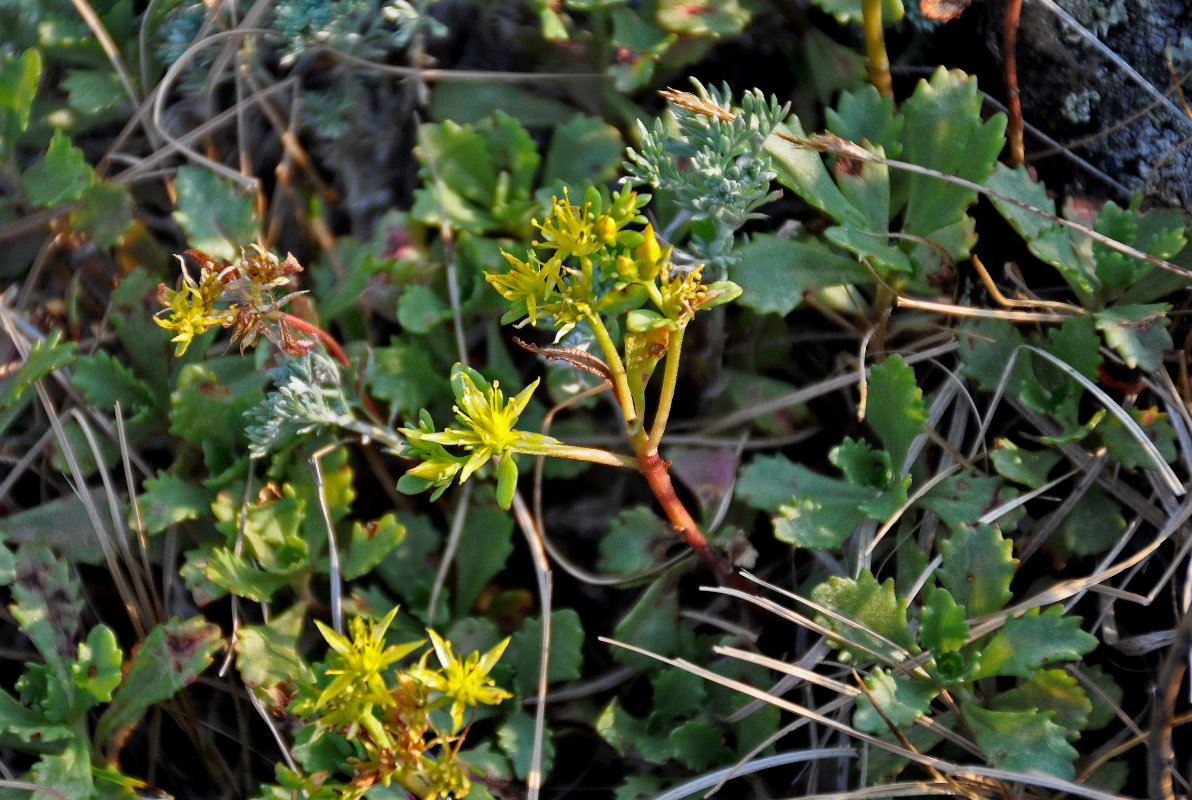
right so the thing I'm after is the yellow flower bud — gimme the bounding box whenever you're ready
[635,223,664,281]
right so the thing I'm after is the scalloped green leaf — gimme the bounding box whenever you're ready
[542,114,623,188]
[1094,304,1171,372]
[498,710,555,781]
[964,702,1077,779]
[235,602,308,697]
[830,437,895,490]
[865,355,927,472]
[340,513,405,582]
[11,544,82,693]
[668,719,729,771]
[171,166,257,261]
[991,669,1091,737]
[453,501,513,616]
[650,668,707,723]
[22,129,95,207]
[0,330,76,437]
[598,506,671,577]
[937,524,1015,618]
[205,547,290,602]
[0,48,42,156]
[975,607,1097,679]
[825,84,903,159]
[990,439,1062,489]
[67,179,134,248]
[730,233,871,316]
[95,616,222,756]
[72,624,124,706]
[511,609,584,697]
[137,472,217,535]
[853,668,939,733]
[811,569,916,663]
[919,587,969,654]
[901,68,1005,259]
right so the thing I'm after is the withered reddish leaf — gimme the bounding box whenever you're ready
[919,0,972,21]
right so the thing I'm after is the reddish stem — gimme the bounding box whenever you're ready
[1003,0,1025,165]
[279,312,383,420]
[638,452,743,588]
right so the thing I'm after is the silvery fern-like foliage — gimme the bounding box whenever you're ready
[625,80,788,275]
[270,0,446,66]
[245,352,358,458]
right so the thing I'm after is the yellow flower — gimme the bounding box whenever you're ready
[313,608,423,748]
[416,629,511,734]
[533,189,605,260]
[486,250,561,326]
[153,263,236,355]
[421,370,558,484]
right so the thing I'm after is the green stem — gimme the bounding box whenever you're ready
[519,443,638,470]
[584,311,639,433]
[862,0,892,99]
[644,326,685,455]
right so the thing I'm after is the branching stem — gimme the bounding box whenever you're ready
[645,327,685,455]
[584,311,640,434]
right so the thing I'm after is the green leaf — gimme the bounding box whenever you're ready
[598,506,671,577]
[1046,315,1101,381]
[22,129,95,207]
[938,524,1015,617]
[235,602,308,695]
[1094,196,1187,295]
[975,607,1097,679]
[650,668,707,722]
[773,481,874,549]
[0,48,42,156]
[62,68,126,115]
[916,471,1002,530]
[179,543,228,607]
[990,439,1062,489]
[171,165,257,261]
[498,710,554,781]
[766,117,867,228]
[853,668,938,733]
[367,338,445,417]
[810,570,916,663]
[453,501,514,616]
[95,616,222,754]
[29,732,94,800]
[137,472,216,535]
[0,687,74,744]
[510,609,584,697]
[612,578,679,669]
[825,85,903,159]
[656,0,750,34]
[1093,304,1171,372]
[963,702,1078,779]
[341,513,405,582]
[918,587,969,654]
[205,547,291,602]
[412,112,538,236]
[830,437,895,490]
[429,80,576,127]
[72,349,155,413]
[991,669,1091,737]
[375,512,444,622]
[1097,406,1177,470]
[11,544,82,693]
[396,283,452,333]
[542,114,623,188]
[668,719,728,770]
[598,699,670,764]
[213,484,308,575]
[0,330,75,437]
[900,68,1005,261]
[1052,486,1125,559]
[730,234,871,316]
[67,180,134,248]
[958,317,1032,395]
[72,624,124,706]
[805,0,903,23]
[865,355,926,472]
[985,163,1094,297]
[168,361,265,474]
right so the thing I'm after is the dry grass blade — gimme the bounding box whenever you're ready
[510,491,553,800]
[311,441,346,635]
[427,481,473,626]
[650,747,857,800]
